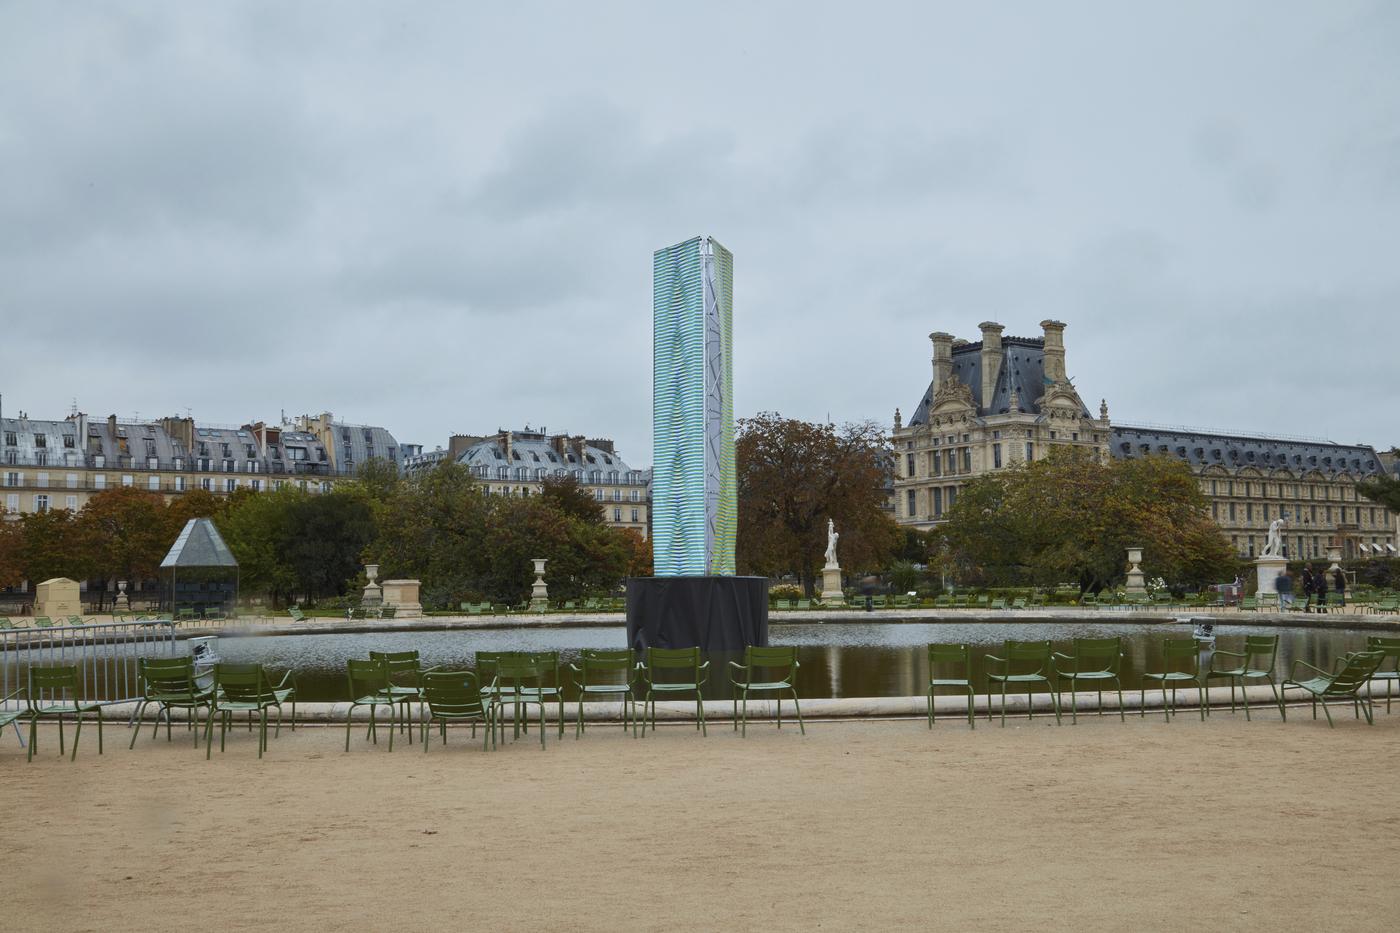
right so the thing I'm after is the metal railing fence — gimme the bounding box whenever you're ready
[0,620,179,711]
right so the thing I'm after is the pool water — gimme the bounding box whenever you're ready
[203,622,1376,702]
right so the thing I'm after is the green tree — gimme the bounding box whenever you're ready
[940,448,1233,593]
[539,475,604,525]
[1357,473,1400,514]
[217,485,302,606]
[736,412,902,594]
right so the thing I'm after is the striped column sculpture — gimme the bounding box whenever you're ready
[652,235,736,576]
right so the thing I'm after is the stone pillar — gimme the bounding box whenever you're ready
[529,558,550,612]
[115,580,130,611]
[1326,544,1342,574]
[1124,547,1146,595]
[361,563,382,608]
[820,566,845,606]
[978,322,1004,414]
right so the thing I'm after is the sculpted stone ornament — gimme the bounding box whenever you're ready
[824,519,840,569]
[820,519,845,606]
[1261,518,1286,558]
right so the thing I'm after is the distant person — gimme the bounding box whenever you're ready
[1276,571,1294,609]
[1314,565,1329,612]
[1332,568,1346,609]
[1300,566,1315,612]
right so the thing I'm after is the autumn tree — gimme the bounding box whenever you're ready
[79,488,172,602]
[539,475,604,525]
[0,514,27,588]
[17,507,97,585]
[735,412,902,595]
[939,448,1233,592]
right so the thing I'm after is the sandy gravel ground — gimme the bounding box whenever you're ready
[7,706,1400,933]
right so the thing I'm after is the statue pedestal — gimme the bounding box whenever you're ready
[820,565,845,606]
[381,579,422,619]
[528,559,550,612]
[1124,547,1146,595]
[1255,556,1288,603]
[362,564,382,608]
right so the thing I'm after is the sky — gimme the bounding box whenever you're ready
[3,2,1398,465]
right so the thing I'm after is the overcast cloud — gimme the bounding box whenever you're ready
[3,2,1398,463]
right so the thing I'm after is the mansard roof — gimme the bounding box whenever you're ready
[1111,425,1383,477]
[908,336,1091,426]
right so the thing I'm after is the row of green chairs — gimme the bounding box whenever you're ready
[926,636,1400,728]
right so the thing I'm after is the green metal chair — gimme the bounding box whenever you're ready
[1052,636,1126,723]
[1205,634,1284,720]
[204,663,295,759]
[1141,638,1206,722]
[934,595,952,609]
[371,650,435,743]
[989,598,1007,610]
[926,643,975,729]
[131,656,214,748]
[985,640,1061,726]
[484,653,550,749]
[728,646,803,737]
[568,648,638,738]
[640,647,709,737]
[288,607,308,622]
[344,658,401,752]
[26,665,103,762]
[520,651,565,739]
[1364,637,1400,713]
[0,689,26,749]
[34,616,55,628]
[1282,650,1386,727]
[419,670,490,751]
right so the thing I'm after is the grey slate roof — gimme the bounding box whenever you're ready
[1111,425,1383,476]
[160,518,239,568]
[908,337,1089,426]
[457,433,640,484]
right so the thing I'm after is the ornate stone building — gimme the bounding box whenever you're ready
[1111,426,1396,560]
[891,320,1111,529]
[889,319,1397,560]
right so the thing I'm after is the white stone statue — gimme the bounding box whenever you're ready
[824,519,840,568]
[1262,518,1286,558]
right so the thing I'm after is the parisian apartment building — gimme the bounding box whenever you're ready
[406,427,650,538]
[891,321,1398,561]
[1,409,401,518]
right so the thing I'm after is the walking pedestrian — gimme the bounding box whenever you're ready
[1300,566,1314,612]
[1314,565,1329,613]
[1332,568,1346,609]
[1276,570,1294,609]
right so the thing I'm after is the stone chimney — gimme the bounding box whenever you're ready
[978,322,1004,414]
[1040,320,1067,385]
[929,332,954,386]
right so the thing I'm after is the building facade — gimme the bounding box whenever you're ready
[1111,426,1396,560]
[889,319,1397,560]
[651,234,736,575]
[891,320,1111,529]
[1,409,401,519]
[441,429,650,538]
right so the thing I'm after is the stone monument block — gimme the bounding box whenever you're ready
[36,577,81,617]
[381,579,422,619]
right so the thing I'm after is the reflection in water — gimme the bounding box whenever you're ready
[210,622,1372,703]
[4,622,1378,704]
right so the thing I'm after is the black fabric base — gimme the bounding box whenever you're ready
[625,576,769,652]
